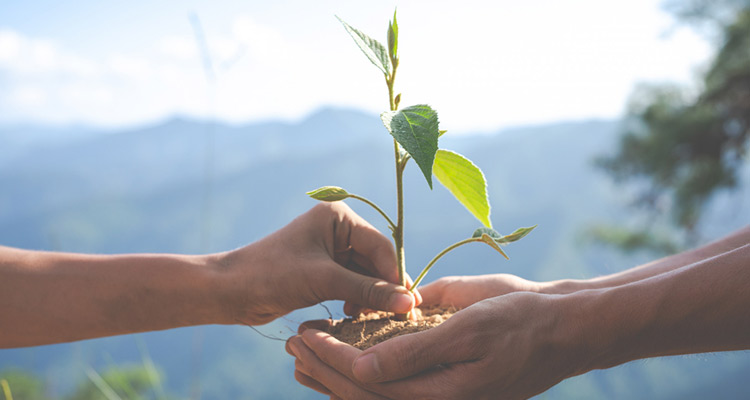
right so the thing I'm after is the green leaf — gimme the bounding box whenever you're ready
[478,233,509,260]
[388,9,398,62]
[439,130,447,137]
[472,227,501,239]
[381,105,440,188]
[306,186,350,201]
[495,225,537,244]
[434,149,492,228]
[336,16,391,75]
[473,226,537,245]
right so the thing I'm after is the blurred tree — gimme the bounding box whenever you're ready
[66,365,164,400]
[595,0,750,251]
[0,369,47,400]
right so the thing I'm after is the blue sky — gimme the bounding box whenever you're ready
[0,0,712,132]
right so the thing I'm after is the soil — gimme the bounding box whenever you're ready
[328,306,457,350]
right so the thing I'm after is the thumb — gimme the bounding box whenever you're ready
[351,323,461,383]
[329,267,415,314]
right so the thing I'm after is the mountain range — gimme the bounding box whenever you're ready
[1,108,748,399]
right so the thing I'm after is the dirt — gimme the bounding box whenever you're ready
[328,306,457,350]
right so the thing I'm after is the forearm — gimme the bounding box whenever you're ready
[564,243,750,374]
[541,225,750,294]
[0,246,234,348]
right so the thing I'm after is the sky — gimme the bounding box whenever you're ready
[0,0,713,133]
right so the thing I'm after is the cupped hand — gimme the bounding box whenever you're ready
[287,289,587,399]
[418,274,542,309]
[219,202,420,325]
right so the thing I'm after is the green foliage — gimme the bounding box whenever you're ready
[0,369,46,400]
[68,365,161,400]
[387,9,398,62]
[381,105,440,188]
[664,0,750,31]
[476,232,509,260]
[472,227,502,239]
[471,225,537,257]
[0,365,170,400]
[434,150,492,228]
[336,16,391,75]
[314,10,535,292]
[494,226,538,244]
[587,225,680,255]
[597,1,750,248]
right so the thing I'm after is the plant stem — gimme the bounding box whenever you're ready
[347,194,396,231]
[409,237,482,291]
[386,71,407,290]
[394,139,406,288]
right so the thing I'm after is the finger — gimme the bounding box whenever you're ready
[348,255,423,305]
[302,329,460,399]
[416,278,448,306]
[286,334,302,357]
[349,323,466,383]
[295,370,332,395]
[347,217,399,284]
[300,329,362,376]
[350,253,379,278]
[351,255,422,308]
[289,334,387,400]
[343,302,363,316]
[301,331,466,398]
[343,256,375,278]
[299,319,332,335]
[327,268,414,314]
[405,274,423,306]
[343,304,383,316]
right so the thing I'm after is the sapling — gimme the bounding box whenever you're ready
[308,10,536,318]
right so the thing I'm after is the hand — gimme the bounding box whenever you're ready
[418,274,542,309]
[287,284,586,399]
[218,202,419,325]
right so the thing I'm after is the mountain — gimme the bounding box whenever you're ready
[1,108,748,399]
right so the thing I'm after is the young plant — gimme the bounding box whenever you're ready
[308,10,536,314]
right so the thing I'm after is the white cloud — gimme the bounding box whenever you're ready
[158,35,198,61]
[0,30,22,63]
[232,15,288,60]
[10,86,47,107]
[0,29,99,77]
[0,1,713,131]
[108,53,152,79]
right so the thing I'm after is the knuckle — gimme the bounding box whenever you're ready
[395,338,425,376]
[358,278,386,308]
[294,371,306,385]
[311,202,340,223]
[303,359,324,381]
[457,324,486,360]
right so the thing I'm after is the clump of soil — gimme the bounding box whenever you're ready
[328,306,457,350]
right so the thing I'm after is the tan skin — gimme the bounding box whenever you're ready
[286,226,750,400]
[0,202,421,348]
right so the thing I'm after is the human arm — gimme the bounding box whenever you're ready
[540,225,750,294]
[404,226,750,310]
[287,243,750,399]
[0,202,418,348]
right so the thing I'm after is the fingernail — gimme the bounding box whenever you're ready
[352,353,381,382]
[288,341,301,359]
[389,291,414,313]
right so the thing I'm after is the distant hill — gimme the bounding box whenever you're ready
[1,109,748,399]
